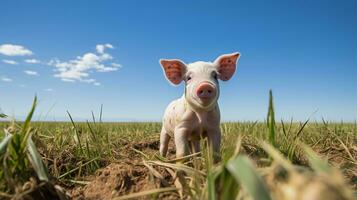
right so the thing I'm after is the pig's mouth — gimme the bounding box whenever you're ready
[197,95,215,102]
[187,93,218,110]
[192,98,218,111]
[196,96,216,106]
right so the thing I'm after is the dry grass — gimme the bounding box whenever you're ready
[0,94,356,199]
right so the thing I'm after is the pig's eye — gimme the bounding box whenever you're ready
[212,72,218,80]
[186,76,192,81]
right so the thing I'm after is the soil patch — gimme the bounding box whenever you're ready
[70,140,178,200]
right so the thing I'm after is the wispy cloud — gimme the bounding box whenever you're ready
[111,63,122,68]
[60,78,75,82]
[44,88,53,92]
[96,43,113,54]
[82,78,96,83]
[2,59,18,65]
[24,70,39,76]
[25,59,41,64]
[1,77,13,82]
[48,43,121,85]
[0,44,33,56]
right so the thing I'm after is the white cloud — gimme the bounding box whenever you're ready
[61,78,76,82]
[49,44,121,85]
[24,70,39,76]
[44,88,53,92]
[0,44,33,56]
[82,78,96,83]
[94,82,101,86]
[2,59,18,65]
[25,59,40,64]
[96,43,113,54]
[1,77,13,82]
[19,84,26,87]
[111,63,122,68]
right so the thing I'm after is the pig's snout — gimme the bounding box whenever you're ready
[196,82,216,100]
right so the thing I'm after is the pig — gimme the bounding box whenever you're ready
[159,52,241,161]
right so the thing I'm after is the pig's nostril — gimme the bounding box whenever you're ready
[197,83,215,99]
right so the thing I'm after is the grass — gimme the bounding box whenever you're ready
[0,92,356,199]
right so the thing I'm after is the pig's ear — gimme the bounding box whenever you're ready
[214,52,240,81]
[160,59,187,85]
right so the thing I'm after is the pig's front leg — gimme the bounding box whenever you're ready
[174,126,190,160]
[207,128,221,162]
[159,128,170,157]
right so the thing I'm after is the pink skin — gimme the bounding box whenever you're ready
[159,52,240,161]
[196,82,216,100]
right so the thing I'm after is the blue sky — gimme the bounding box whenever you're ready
[0,0,356,122]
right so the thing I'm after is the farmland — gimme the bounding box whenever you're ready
[0,97,356,199]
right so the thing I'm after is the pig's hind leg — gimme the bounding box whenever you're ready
[207,129,222,163]
[188,140,200,154]
[159,128,170,157]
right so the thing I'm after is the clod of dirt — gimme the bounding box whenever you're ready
[68,139,179,200]
[132,140,160,150]
[71,161,155,200]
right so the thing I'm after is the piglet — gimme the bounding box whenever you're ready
[159,52,240,161]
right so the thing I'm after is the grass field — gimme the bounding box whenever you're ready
[0,95,356,199]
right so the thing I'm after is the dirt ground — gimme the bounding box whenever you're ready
[69,140,180,200]
[48,138,356,200]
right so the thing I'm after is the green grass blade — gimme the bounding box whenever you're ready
[99,104,103,123]
[261,142,294,171]
[86,120,97,142]
[218,168,239,200]
[27,137,49,181]
[267,90,276,147]
[58,157,99,179]
[293,118,310,140]
[21,96,37,135]
[20,96,37,151]
[302,144,331,173]
[67,111,83,154]
[281,120,287,137]
[226,155,271,200]
[0,134,13,154]
[207,163,216,200]
[204,143,216,200]
[147,161,206,176]
[91,111,96,124]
